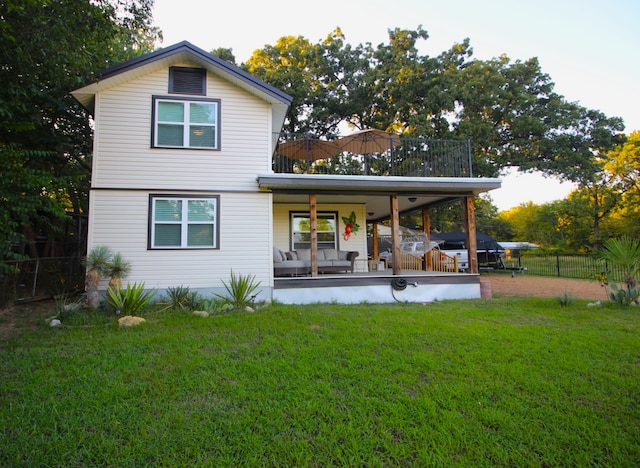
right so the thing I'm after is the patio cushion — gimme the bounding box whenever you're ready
[296,249,311,261]
[274,247,289,262]
[323,249,338,260]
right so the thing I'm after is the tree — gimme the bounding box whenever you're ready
[499,201,569,247]
[0,0,161,262]
[244,34,330,135]
[245,27,624,180]
[603,131,640,238]
[83,245,113,308]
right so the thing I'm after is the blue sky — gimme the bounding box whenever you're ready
[153,0,639,210]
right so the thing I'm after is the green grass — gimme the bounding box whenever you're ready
[2,297,639,466]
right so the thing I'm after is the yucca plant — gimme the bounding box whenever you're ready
[83,246,113,308]
[106,282,156,316]
[106,253,131,291]
[215,270,261,309]
[598,236,640,305]
[163,285,200,310]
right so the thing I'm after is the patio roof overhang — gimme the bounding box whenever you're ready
[257,173,502,222]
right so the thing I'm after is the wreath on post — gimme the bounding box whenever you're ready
[342,211,360,241]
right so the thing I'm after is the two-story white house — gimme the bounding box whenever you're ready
[72,41,501,304]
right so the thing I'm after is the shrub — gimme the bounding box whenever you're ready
[163,285,200,310]
[198,298,234,315]
[598,236,640,305]
[106,282,156,316]
[215,270,261,309]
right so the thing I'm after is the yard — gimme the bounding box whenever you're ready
[1,289,638,466]
[0,274,640,466]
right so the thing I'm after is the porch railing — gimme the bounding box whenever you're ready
[273,133,473,178]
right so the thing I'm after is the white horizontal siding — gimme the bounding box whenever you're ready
[89,190,274,290]
[93,64,273,191]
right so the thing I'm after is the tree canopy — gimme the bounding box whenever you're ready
[0,0,160,263]
[244,27,626,180]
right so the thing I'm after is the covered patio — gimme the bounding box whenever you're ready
[261,131,501,303]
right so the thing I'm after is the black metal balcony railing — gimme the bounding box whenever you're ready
[272,133,473,178]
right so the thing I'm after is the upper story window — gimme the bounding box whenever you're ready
[152,96,221,149]
[169,67,206,95]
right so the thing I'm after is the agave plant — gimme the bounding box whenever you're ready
[598,236,640,305]
[106,253,131,291]
[83,246,113,308]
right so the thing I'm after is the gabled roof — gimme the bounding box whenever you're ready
[71,41,292,129]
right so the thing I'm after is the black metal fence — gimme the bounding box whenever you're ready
[504,253,626,282]
[272,133,473,178]
[1,257,85,306]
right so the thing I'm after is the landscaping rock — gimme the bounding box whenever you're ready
[192,310,209,317]
[117,315,145,327]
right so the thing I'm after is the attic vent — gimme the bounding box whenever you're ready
[169,67,206,95]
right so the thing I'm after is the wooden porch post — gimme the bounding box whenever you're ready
[310,193,318,277]
[422,207,431,271]
[463,196,478,274]
[372,222,379,261]
[390,195,401,275]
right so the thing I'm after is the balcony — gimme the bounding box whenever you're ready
[272,131,472,178]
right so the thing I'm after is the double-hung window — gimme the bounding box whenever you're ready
[291,212,338,250]
[150,196,219,249]
[153,97,220,149]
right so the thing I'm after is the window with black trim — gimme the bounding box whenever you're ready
[152,96,220,149]
[291,212,338,250]
[149,196,219,249]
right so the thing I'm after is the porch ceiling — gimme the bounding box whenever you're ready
[258,174,502,222]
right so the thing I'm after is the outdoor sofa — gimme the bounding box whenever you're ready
[273,247,359,276]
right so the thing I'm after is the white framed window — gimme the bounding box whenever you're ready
[149,196,219,249]
[152,96,220,149]
[290,212,338,251]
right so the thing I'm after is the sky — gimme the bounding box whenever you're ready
[152,0,639,211]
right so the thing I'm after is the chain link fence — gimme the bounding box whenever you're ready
[1,257,85,307]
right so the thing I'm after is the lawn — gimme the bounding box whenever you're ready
[1,297,639,466]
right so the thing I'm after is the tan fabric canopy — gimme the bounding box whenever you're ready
[277,138,342,161]
[337,129,401,154]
